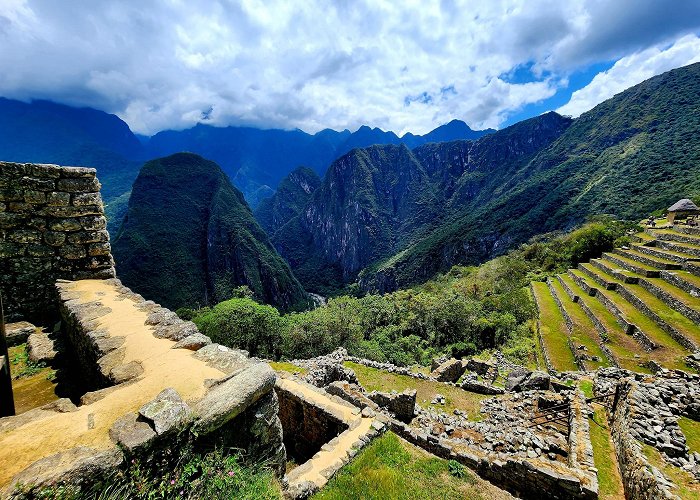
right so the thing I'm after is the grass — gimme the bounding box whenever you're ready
[7,344,60,415]
[570,269,690,371]
[313,432,511,500]
[269,361,308,376]
[531,282,578,372]
[679,417,700,454]
[345,361,488,419]
[9,344,46,379]
[641,442,700,499]
[549,279,609,370]
[588,407,625,499]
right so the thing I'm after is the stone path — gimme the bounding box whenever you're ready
[0,279,225,488]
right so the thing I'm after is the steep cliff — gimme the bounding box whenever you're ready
[254,166,321,235]
[112,153,310,310]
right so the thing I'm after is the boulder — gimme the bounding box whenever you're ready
[4,321,35,346]
[109,412,156,452]
[27,331,57,363]
[305,362,357,388]
[430,358,466,382]
[194,362,276,434]
[461,378,505,395]
[109,360,144,384]
[368,389,416,422]
[139,388,193,435]
[507,370,551,392]
[172,332,211,350]
[431,355,449,372]
[464,358,495,376]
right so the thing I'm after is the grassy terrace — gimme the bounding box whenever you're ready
[531,282,578,372]
[641,444,700,499]
[549,279,609,370]
[603,252,658,273]
[313,432,512,500]
[651,228,700,244]
[633,243,699,261]
[570,269,691,371]
[584,264,700,348]
[269,361,309,376]
[345,361,488,419]
[558,275,652,373]
[589,407,625,499]
[619,248,679,268]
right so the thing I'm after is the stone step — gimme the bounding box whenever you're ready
[531,282,578,372]
[647,228,700,246]
[569,270,693,371]
[660,270,700,297]
[632,232,657,245]
[602,253,660,278]
[631,243,700,264]
[655,239,700,258]
[596,259,700,324]
[579,263,617,290]
[548,278,611,371]
[614,248,682,270]
[685,261,700,277]
[675,225,700,236]
[557,274,651,373]
[582,264,700,352]
[590,259,639,284]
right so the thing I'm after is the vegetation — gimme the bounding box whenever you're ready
[191,217,633,367]
[641,443,700,499]
[589,407,625,499]
[112,153,310,312]
[346,361,486,418]
[313,432,508,500]
[9,344,46,379]
[17,448,280,500]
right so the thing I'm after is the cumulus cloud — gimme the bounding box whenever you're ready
[557,35,700,117]
[0,0,698,135]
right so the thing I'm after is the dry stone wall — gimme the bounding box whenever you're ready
[0,161,114,323]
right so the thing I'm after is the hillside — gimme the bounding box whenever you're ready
[366,62,700,291]
[254,166,321,235]
[272,112,570,293]
[112,153,310,311]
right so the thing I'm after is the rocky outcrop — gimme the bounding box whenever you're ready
[367,389,416,423]
[26,330,58,364]
[506,370,551,392]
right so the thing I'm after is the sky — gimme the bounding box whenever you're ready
[1,0,700,136]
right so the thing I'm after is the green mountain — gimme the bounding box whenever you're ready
[272,63,700,294]
[254,166,321,235]
[112,153,310,311]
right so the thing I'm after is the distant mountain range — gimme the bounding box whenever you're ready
[0,97,493,232]
[259,63,700,294]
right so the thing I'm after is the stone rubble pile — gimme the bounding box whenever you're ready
[291,348,358,387]
[596,367,700,480]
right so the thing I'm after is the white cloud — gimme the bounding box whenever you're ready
[558,35,700,117]
[0,0,699,135]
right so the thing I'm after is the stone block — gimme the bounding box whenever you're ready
[67,230,109,244]
[110,361,144,384]
[172,332,211,350]
[109,412,157,452]
[430,358,466,382]
[87,242,111,256]
[49,217,82,231]
[5,321,36,346]
[27,331,58,363]
[59,166,96,178]
[44,231,67,246]
[59,244,87,260]
[0,242,25,258]
[80,215,106,230]
[23,190,47,204]
[46,191,71,206]
[0,212,26,228]
[31,164,62,178]
[72,192,102,206]
[57,177,100,193]
[8,229,42,243]
[19,176,56,191]
[139,388,193,435]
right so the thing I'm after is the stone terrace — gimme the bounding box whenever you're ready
[532,222,700,374]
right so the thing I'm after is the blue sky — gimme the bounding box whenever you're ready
[0,1,699,135]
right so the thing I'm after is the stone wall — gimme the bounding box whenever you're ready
[0,161,114,323]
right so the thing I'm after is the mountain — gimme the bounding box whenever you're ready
[270,62,700,294]
[145,121,493,205]
[254,166,321,235]
[272,113,569,294]
[364,63,700,291]
[401,120,496,148]
[0,98,146,236]
[112,153,310,311]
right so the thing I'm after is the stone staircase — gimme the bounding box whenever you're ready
[532,223,700,374]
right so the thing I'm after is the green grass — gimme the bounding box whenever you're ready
[531,282,578,371]
[641,442,700,499]
[269,361,308,376]
[8,344,46,379]
[570,269,691,371]
[345,361,488,419]
[313,432,509,500]
[588,408,625,499]
[679,417,700,454]
[549,279,609,370]
[558,274,652,373]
